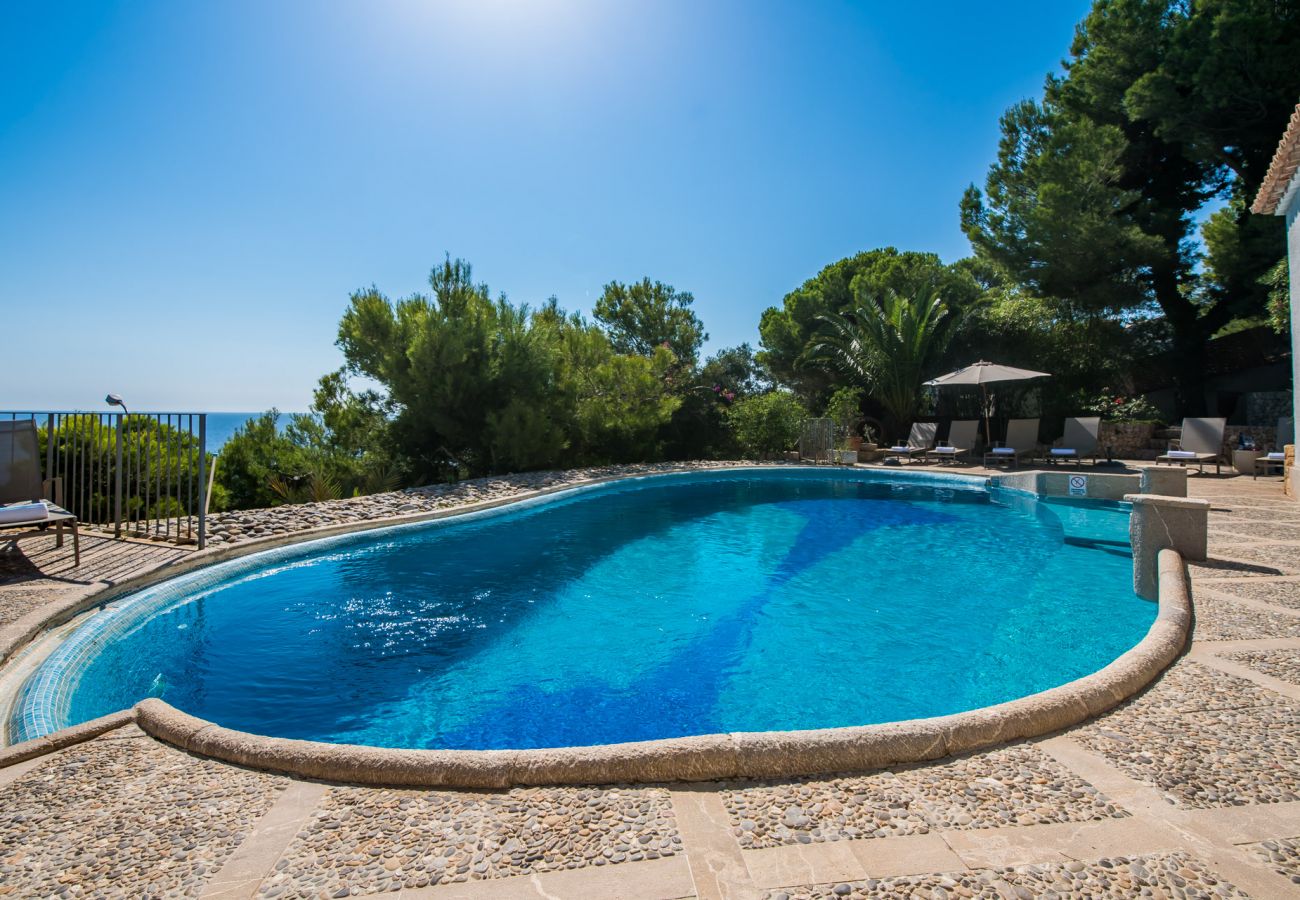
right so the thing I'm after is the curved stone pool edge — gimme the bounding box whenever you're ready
[1,549,1190,785]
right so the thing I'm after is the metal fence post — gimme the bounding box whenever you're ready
[114,413,124,538]
[45,413,54,491]
[197,414,207,550]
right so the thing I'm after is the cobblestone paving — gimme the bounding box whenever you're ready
[2,468,1299,899]
[1222,648,1300,685]
[205,461,758,547]
[1210,542,1300,574]
[721,746,1124,850]
[767,851,1247,899]
[0,727,284,898]
[1096,659,1288,716]
[722,771,931,849]
[1210,521,1300,542]
[1186,590,1300,640]
[1247,836,1300,887]
[258,784,681,897]
[0,584,77,630]
[1203,576,1300,611]
[1188,556,1293,579]
[1077,702,1300,807]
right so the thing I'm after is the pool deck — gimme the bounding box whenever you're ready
[2,464,1299,898]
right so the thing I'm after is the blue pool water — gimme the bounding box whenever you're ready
[10,469,1154,750]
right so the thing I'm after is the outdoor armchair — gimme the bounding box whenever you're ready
[983,418,1040,468]
[927,420,978,466]
[883,422,937,463]
[1155,417,1226,475]
[1042,416,1101,467]
[0,419,79,566]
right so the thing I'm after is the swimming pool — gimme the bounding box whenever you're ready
[9,468,1154,751]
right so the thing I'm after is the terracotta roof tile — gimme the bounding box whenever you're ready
[1252,101,1300,215]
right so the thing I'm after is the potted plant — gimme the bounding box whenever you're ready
[824,387,865,462]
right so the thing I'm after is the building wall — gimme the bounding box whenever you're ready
[1286,174,1300,496]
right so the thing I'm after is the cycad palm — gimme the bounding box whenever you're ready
[806,290,957,439]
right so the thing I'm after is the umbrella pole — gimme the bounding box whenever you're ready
[982,383,990,451]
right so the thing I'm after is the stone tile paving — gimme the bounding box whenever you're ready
[1077,703,1300,807]
[1201,577,1300,611]
[257,784,681,898]
[0,726,285,899]
[1188,591,1300,640]
[767,851,1246,899]
[1247,836,1300,888]
[1222,648,1300,686]
[721,746,1124,850]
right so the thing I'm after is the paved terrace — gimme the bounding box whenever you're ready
[1,463,1298,899]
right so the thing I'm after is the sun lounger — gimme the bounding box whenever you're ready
[1042,416,1101,467]
[1254,451,1286,479]
[1156,417,1226,475]
[883,422,937,463]
[0,419,79,565]
[983,418,1039,468]
[927,420,978,465]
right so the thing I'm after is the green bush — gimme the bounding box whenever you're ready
[1076,389,1163,423]
[726,392,807,459]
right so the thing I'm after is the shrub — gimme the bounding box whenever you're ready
[726,392,807,459]
[1076,389,1162,423]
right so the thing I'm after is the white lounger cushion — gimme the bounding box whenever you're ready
[990,447,1016,455]
[1265,452,1285,460]
[0,502,48,524]
[1165,450,1199,458]
[1050,448,1076,456]
[889,446,911,452]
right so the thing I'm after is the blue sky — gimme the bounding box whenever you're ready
[1,0,1091,411]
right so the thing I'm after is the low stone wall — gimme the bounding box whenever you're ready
[1225,425,1279,453]
[204,461,749,547]
[1098,422,1158,459]
[1126,494,1209,600]
[993,466,1186,501]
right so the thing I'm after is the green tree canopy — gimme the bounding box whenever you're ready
[758,248,982,406]
[805,290,959,439]
[594,277,707,365]
[961,0,1300,414]
[331,258,682,480]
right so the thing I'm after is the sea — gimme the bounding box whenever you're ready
[204,412,300,450]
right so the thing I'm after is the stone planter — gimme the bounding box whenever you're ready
[833,449,858,465]
[1232,449,1263,476]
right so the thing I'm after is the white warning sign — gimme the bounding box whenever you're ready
[1068,475,1087,497]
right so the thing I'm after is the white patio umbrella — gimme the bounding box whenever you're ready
[923,361,1050,447]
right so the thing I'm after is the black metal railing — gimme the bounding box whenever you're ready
[2,412,208,548]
